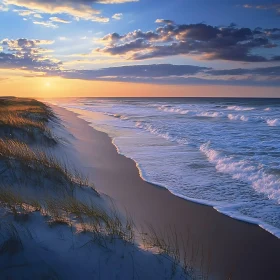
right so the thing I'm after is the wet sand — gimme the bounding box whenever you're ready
[51,105,280,280]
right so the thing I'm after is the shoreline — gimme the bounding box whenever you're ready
[1,98,192,280]
[51,104,280,280]
[114,133,280,239]
[53,104,280,239]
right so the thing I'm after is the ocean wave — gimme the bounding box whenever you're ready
[135,121,188,145]
[200,142,280,204]
[226,106,255,111]
[266,119,280,127]
[56,98,280,238]
[157,105,189,114]
[197,112,223,118]
[228,114,249,122]
[104,113,129,120]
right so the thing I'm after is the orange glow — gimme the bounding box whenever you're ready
[0,76,279,98]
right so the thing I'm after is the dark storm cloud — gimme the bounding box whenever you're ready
[96,22,280,62]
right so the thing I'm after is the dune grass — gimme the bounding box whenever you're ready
[0,139,95,195]
[141,225,211,279]
[0,98,56,142]
[0,186,212,279]
[0,187,133,245]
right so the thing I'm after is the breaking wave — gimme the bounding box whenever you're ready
[266,119,280,127]
[135,121,188,145]
[227,106,255,111]
[200,142,280,204]
[228,114,249,122]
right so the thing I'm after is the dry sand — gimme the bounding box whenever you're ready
[51,104,280,280]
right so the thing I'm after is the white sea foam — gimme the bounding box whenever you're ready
[197,112,222,118]
[264,107,271,111]
[227,106,255,111]
[266,119,280,127]
[228,114,249,122]
[135,121,188,145]
[200,142,280,204]
[157,105,189,114]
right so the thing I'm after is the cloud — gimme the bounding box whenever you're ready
[243,4,280,15]
[13,9,34,16]
[155,19,174,25]
[0,38,279,87]
[33,20,58,28]
[0,38,60,72]
[44,64,279,87]
[50,16,71,23]
[13,8,42,18]
[62,64,210,79]
[3,0,137,22]
[112,13,123,20]
[99,32,124,43]
[0,4,9,11]
[96,21,280,62]
[208,66,280,76]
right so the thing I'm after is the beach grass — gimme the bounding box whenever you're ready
[0,139,96,195]
[0,186,133,244]
[0,185,211,279]
[0,97,56,142]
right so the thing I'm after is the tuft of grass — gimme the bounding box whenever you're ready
[0,97,56,143]
[0,139,96,195]
[0,187,41,215]
[0,113,48,132]
[0,187,133,244]
[141,224,212,280]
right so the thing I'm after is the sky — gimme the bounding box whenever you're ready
[0,0,280,97]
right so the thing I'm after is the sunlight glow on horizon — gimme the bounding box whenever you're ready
[45,81,51,87]
[0,77,279,98]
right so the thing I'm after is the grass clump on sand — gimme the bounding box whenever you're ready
[0,139,96,195]
[0,97,56,143]
[0,187,133,245]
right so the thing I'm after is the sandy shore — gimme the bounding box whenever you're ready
[52,104,280,280]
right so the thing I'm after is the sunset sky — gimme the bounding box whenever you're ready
[0,0,279,97]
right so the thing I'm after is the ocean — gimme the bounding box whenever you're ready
[53,98,280,238]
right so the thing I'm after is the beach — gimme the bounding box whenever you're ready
[1,0,280,278]
[0,97,195,280]
[51,104,280,280]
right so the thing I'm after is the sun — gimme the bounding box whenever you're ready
[45,81,51,87]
